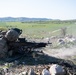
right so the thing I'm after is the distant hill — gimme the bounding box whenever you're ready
[0,17,51,22]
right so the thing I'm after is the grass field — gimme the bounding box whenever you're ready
[0,21,76,68]
[0,20,76,38]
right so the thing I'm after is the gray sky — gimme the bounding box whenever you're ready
[0,0,76,20]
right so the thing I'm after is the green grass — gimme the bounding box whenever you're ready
[0,20,76,38]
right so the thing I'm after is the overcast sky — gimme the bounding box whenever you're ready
[0,0,76,20]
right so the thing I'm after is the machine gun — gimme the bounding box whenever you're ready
[8,38,52,54]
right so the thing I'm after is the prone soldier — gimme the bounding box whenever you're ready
[0,28,22,58]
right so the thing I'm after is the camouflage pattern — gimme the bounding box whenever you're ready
[0,37,8,58]
[5,29,19,42]
[0,28,21,58]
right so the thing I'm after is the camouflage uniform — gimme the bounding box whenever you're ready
[0,28,21,58]
[0,37,8,58]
